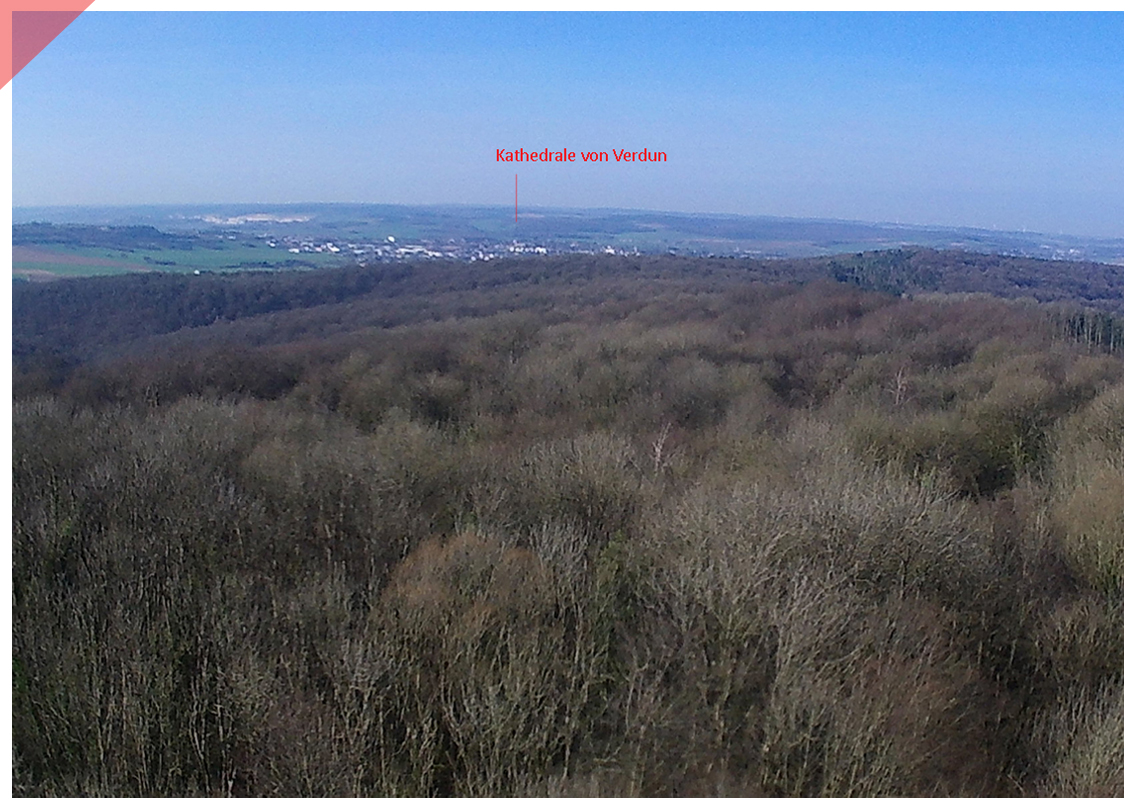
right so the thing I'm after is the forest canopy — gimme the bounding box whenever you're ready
[12,249,1123,796]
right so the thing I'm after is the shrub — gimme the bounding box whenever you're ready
[1046,383,1123,594]
[1035,679,1123,797]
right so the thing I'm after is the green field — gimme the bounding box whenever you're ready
[13,262,132,278]
[13,241,350,280]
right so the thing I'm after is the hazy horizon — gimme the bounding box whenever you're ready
[13,199,1123,243]
[12,11,1123,239]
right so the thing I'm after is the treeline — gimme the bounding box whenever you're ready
[12,250,1123,373]
[828,248,1122,309]
[12,273,1122,796]
[14,264,411,366]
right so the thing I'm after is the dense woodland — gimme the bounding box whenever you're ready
[12,250,1123,796]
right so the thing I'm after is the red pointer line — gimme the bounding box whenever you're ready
[515,174,518,223]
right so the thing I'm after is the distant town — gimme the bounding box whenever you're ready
[13,204,1124,278]
[268,233,554,262]
[246,229,1107,265]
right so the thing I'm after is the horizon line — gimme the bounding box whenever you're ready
[12,201,1121,243]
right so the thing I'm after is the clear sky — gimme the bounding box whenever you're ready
[11,11,1124,237]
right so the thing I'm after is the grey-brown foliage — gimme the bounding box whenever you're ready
[12,273,1122,797]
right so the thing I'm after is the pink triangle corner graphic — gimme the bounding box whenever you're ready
[9,6,91,87]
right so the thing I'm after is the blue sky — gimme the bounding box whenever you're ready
[11,11,1124,237]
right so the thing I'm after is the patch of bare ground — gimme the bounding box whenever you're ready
[13,245,152,270]
[14,269,63,282]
